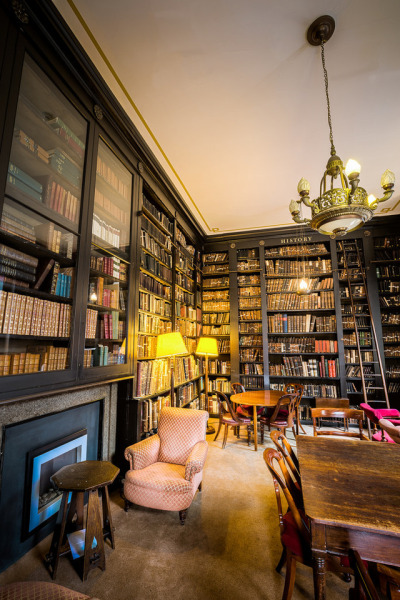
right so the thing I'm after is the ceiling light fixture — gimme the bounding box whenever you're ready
[289,15,395,238]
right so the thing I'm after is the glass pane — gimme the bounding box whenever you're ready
[85,139,132,368]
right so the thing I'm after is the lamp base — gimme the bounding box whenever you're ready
[206,423,215,435]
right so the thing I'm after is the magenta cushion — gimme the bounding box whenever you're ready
[372,430,394,443]
[375,408,400,420]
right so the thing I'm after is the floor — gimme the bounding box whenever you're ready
[0,421,352,600]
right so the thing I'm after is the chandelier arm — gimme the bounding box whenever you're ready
[292,213,311,225]
[369,188,395,209]
[300,195,314,209]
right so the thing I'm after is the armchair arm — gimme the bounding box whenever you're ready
[185,440,208,482]
[124,434,160,470]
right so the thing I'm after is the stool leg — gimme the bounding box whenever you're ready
[46,491,69,579]
[83,489,105,581]
[102,486,116,549]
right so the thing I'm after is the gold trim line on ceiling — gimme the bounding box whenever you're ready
[66,0,211,232]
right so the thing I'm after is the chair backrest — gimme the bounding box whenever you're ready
[231,382,245,395]
[315,397,350,409]
[379,419,400,444]
[275,392,300,427]
[158,407,209,465]
[311,408,367,440]
[359,402,379,425]
[269,430,302,506]
[215,390,242,423]
[263,448,310,545]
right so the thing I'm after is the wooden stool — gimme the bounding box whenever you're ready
[45,460,119,581]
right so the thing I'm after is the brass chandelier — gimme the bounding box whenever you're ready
[289,16,395,238]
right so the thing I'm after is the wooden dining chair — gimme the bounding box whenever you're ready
[377,562,400,599]
[259,392,298,442]
[270,431,301,494]
[263,448,352,600]
[214,390,252,449]
[315,397,350,430]
[311,408,369,440]
[348,550,380,600]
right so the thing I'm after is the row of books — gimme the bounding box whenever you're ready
[7,162,42,203]
[141,215,172,250]
[385,346,400,357]
[237,260,260,272]
[239,335,262,347]
[340,286,366,298]
[203,312,230,324]
[175,271,194,292]
[90,255,128,281]
[265,243,328,257]
[379,281,400,293]
[176,379,204,407]
[344,349,374,363]
[270,356,339,378]
[96,155,130,200]
[241,363,263,375]
[204,359,231,374]
[176,304,197,320]
[374,236,399,249]
[218,339,230,353]
[141,253,172,283]
[345,365,374,377]
[92,214,123,249]
[238,249,258,259]
[238,297,261,309]
[40,175,80,224]
[139,272,171,300]
[270,382,339,399]
[1,204,36,243]
[88,278,120,308]
[175,287,194,306]
[238,286,261,297]
[203,324,230,336]
[137,334,158,359]
[203,264,229,275]
[342,332,371,346]
[267,291,335,310]
[388,382,400,393]
[383,331,400,343]
[176,318,196,337]
[267,314,336,333]
[139,290,171,317]
[177,251,194,276]
[239,309,262,320]
[265,258,332,275]
[240,375,263,389]
[141,230,172,267]
[143,194,174,234]
[136,356,200,397]
[0,346,68,376]
[341,303,367,315]
[240,348,263,362]
[382,313,400,324]
[45,115,85,159]
[203,277,229,289]
[207,377,230,393]
[138,313,172,335]
[94,188,129,225]
[238,275,260,285]
[374,249,400,261]
[176,228,195,257]
[203,301,230,312]
[184,337,197,354]
[375,265,400,279]
[0,291,70,337]
[266,277,334,293]
[203,289,229,301]
[84,343,125,367]
[48,148,81,188]
[98,312,124,340]
[203,252,228,263]
[239,322,262,334]
[379,295,400,307]
[268,338,338,354]
[16,128,49,164]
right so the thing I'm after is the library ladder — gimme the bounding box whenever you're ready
[341,240,390,432]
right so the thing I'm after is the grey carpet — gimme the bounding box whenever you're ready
[0,422,350,599]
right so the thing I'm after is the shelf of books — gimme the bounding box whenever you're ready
[0,55,86,379]
[237,248,263,390]
[372,235,400,408]
[264,241,339,417]
[84,138,131,368]
[202,251,231,409]
[175,226,197,355]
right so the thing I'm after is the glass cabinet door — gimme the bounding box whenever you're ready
[0,55,87,377]
[84,138,132,368]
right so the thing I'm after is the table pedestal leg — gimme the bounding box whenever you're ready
[253,405,258,451]
[313,556,326,600]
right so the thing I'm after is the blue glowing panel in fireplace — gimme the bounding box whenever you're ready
[29,432,87,532]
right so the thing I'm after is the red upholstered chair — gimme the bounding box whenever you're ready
[378,419,400,444]
[123,407,208,525]
[259,391,299,442]
[214,390,252,448]
[263,448,352,600]
[0,582,94,600]
[360,402,400,441]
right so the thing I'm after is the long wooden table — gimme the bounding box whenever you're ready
[230,389,284,451]
[297,436,400,600]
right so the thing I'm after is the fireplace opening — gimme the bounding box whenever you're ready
[26,429,87,535]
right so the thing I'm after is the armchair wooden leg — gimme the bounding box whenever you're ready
[179,509,187,526]
[214,422,222,441]
[222,425,229,449]
[198,481,202,492]
[124,499,131,512]
[276,547,287,573]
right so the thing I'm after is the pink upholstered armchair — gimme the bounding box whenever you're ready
[123,407,209,525]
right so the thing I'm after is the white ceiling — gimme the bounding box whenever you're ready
[53,0,400,236]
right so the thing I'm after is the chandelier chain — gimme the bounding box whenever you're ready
[320,39,336,155]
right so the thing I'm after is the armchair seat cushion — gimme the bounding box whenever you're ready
[125,462,190,493]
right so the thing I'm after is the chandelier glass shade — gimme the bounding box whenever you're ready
[289,16,395,238]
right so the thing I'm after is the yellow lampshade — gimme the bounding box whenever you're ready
[156,332,188,358]
[195,337,218,357]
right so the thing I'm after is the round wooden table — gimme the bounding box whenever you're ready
[231,389,286,451]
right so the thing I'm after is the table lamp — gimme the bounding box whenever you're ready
[196,337,218,434]
[156,332,188,407]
